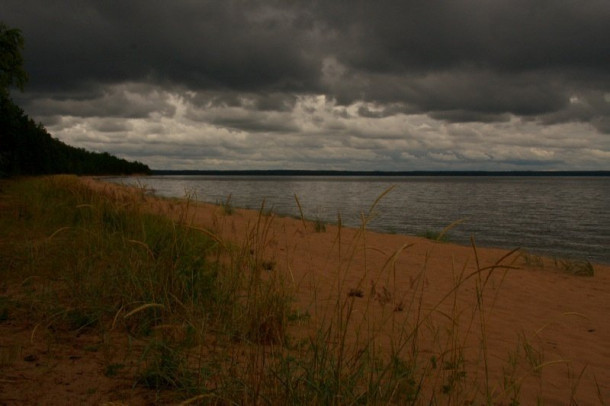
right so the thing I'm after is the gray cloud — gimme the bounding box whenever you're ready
[90,119,133,133]
[331,1,610,73]
[17,83,176,119]
[1,0,610,169]
[4,1,322,94]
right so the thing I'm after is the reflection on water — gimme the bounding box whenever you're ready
[107,176,610,264]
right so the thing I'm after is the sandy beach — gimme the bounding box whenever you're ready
[2,177,609,405]
[175,185,610,404]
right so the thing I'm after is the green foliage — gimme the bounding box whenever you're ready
[138,339,193,390]
[104,363,126,377]
[0,176,297,399]
[0,22,28,95]
[420,229,450,242]
[1,176,217,336]
[420,219,466,242]
[555,257,595,277]
[313,217,326,232]
[219,193,234,215]
[519,250,545,267]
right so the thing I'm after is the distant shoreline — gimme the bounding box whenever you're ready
[150,169,610,177]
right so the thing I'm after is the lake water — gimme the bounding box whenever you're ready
[107,176,610,264]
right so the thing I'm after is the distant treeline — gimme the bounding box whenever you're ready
[153,169,610,177]
[0,95,150,177]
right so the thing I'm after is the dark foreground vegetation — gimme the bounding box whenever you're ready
[0,176,289,403]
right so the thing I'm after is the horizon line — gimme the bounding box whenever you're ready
[149,169,610,176]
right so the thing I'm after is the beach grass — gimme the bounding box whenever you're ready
[519,249,595,277]
[420,219,466,242]
[0,175,596,404]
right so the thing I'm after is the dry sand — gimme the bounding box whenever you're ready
[1,177,609,405]
[176,184,610,405]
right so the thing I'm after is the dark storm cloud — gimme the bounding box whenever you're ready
[20,84,176,119]
[2,1,321,94]
[538,90,610,133]
[2,0,610,130]
[329,0,610,73]
[314,0,610,123]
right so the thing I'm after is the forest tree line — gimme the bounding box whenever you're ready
[0,94,150,176]
[1,22,150,177]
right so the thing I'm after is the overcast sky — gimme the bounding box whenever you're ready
[3,1,610,170]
